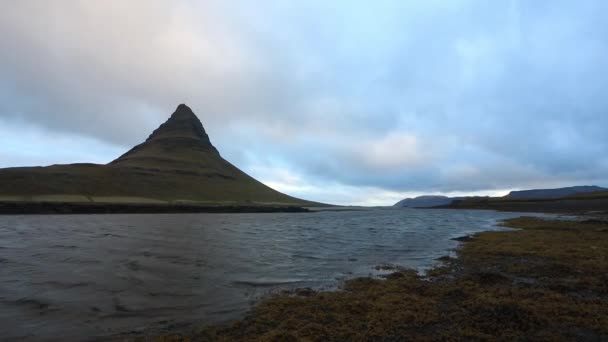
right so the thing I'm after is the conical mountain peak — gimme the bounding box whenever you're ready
[169,104,198,122]
[146,104,213,145]
[111,104,219,167]
[0,103,313,207]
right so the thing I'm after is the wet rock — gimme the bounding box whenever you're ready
[294,288,316,297]
[436,255,455,262]
[451,235,474,242]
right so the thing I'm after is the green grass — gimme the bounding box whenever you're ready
[0,158,318,206]
[31,195,92,202]
[0,196,28,202]
[90,196,169,204]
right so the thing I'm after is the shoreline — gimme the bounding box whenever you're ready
[437,196,608,214]
[139,214,608,341]
[0,201,312,215]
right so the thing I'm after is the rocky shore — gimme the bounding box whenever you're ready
[138,216,608,341]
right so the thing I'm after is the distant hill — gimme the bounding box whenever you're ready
[394,196,458,208]
[0,104,318,206]
[442,186,608,213]
[393,195,490,208]
[505,186,606,199]
[397,185,608,213]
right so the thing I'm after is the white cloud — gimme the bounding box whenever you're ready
[0,118,122,167]
[360,132,427,170]
[1,1,608,205]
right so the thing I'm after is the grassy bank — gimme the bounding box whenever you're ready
[139,217,608,341]
[0,201,312,215]
[442,193,608,213]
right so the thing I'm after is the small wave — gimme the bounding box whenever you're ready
[113,298,132,313]
[291,254,344,262]
[61,257,101,265]
[144,253,196,266]
[101,233,125,238]
[147,292,195,298]
[14,298,51,310]
[32,281,90,289]
[232,279,308,287]
[125,260,141,271]
[291,254,324,260]
[386,248,414,254]
[51,244,78,249]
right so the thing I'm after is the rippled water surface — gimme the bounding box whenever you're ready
[0,209,533,340]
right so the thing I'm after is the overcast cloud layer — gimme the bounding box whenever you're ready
[1,1,607,205]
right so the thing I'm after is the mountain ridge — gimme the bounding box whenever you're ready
[394,186,607,209]
[393,195,487,208]
[505,186,606,199]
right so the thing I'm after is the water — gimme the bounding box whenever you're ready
[0,209,532,341]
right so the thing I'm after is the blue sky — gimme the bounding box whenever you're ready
[1,1,607,205]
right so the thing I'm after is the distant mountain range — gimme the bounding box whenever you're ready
[0,104,317,207]
[394,186,607,208]
[394,196,467,208]
[505,186,606,199]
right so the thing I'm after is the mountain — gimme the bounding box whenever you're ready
[442,186,608,213]
[505,186,607,199]
[393,195,489,208]
[394,196,457,208]
[0,104,316,206]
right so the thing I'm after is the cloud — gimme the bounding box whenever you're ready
[1,0,608,204]
[0,117,123,168]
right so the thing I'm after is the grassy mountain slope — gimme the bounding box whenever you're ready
[0,104,317,206]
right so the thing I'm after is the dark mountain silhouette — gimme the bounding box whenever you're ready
[111,103,220,168]
[393,195,488,208]
[505,186,606,199]
[441,186,608,213]
[0,104,317,207]
[396,186,608,212]
[394,196,458,208]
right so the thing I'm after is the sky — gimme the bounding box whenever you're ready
[1,1,607,206]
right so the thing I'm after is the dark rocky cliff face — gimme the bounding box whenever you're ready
[111,104,221,168]
[144,104,217,149]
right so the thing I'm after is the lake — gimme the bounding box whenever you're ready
[0,209,535,341]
